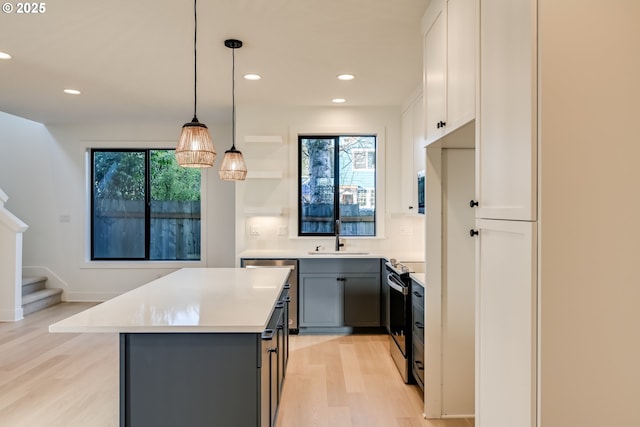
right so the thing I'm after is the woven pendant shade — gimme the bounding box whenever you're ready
[219,38,248,181]
[176,118,216,167]
[176,0,215,168]
[218,147,247,180]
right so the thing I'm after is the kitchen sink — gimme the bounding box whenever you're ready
[307,251,370,255]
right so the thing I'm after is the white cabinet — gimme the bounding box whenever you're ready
[424,6,446,142]
[475,0,537,221]
[475,2,538,426]
[400,92,425,214]
[475,219,536,427]
[423,0,476,145]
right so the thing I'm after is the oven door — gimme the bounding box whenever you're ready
[387,271,409,356]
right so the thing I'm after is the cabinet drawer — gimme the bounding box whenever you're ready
[411,282,424,310]
[412,338,425,390]
[299,258,380,274]
[412,304,424,340]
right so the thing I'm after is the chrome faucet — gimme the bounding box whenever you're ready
[335,219,344,251]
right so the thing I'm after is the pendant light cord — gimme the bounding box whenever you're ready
[231,46,236,150]
[193,0,198,119]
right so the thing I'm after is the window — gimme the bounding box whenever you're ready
[352,148,375,171]
[91,149,202,261]
[298,135,376,236]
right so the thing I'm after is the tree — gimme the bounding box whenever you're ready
[93,150,201,202]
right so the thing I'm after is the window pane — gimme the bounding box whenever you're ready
[92,151,145,259]
[300,138,335,234]
[149,150,201,260]
[339,136,375,236]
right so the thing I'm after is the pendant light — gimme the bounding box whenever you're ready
[176,0,216,168]
[219,39,248,181]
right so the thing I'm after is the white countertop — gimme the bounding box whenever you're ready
[49,268,291,334]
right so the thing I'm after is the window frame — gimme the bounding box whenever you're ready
[297,134,377,237]
[90,148,202,262]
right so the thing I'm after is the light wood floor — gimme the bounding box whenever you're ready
[0,303,474,427]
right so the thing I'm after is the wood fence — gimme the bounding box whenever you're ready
[93,200,201,260]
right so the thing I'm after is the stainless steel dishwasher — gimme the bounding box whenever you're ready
[241,258,299,333]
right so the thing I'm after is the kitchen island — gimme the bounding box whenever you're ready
[49,267,292,427]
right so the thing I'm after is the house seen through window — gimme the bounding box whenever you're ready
[298,135,376,237]
[91,149,201,261]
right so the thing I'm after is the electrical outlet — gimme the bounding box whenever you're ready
[250,226,260,236]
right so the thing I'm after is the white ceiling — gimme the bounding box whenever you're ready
[0,0,429,125]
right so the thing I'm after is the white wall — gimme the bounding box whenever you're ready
[0,104,425,299]
[0,112,235,301]
[234,105,425,259]
[539,1,640,426]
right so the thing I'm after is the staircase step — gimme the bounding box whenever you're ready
[22,288,63,316]
[22,276,48,296]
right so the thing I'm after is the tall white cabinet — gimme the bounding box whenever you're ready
[474,0,538,426]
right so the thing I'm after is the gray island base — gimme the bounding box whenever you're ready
[121,333,262,426]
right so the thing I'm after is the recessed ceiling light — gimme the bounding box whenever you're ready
[243,74,261,80]
[337,74,355,81]
[64,89,81,95]
[0,52,12,60]
[332,98,346,104]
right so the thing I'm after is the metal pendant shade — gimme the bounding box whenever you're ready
[176,0,216,168]
[219,39,248,181]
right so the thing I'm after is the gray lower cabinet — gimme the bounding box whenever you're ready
[300,275,342,326]
[411,280,425,390]
[120,288,289,427]
[299,258,381,329]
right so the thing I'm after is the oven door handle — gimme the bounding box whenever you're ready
[387,274,409,296]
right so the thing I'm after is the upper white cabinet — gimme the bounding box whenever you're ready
[422,0,476,145]
[475,0,537,221]
[400,92,426,214]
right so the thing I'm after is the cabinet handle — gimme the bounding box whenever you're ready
[415,321,424,329]
[436,120,447,129]
[262,329,275,340]
[336,277,346,282]
[469,200,478,208]
[415,360,424,370]
[412,291,422,298]
[470,229,479,237]
[268,347,278,354]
